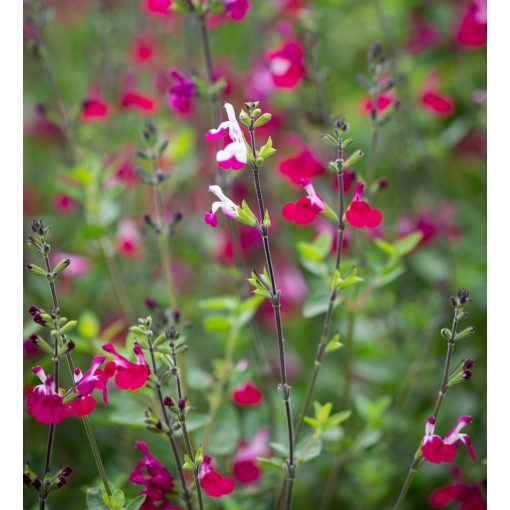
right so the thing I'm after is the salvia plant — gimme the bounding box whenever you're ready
[23,0,486,509]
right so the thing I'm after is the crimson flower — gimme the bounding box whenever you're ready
[345,182,382,229]
[27,366,71,425]
[232,380,263,406]
[199,454,235,498]
[267,40,306,88]
[361,91,395,116]
[422,416,476,464]
[132,37,155,65]
[429,466,486,509]
[142,0,172,16]
[279,147,325,186]
[167,69,196,115]
[456,0,487,48]
[53,193,75,215]
[80,97,110,122]
[102,342,149,391]
[224,0,251,21]
[130,441,176,509]
[117,219,143,259]
[121,91,157,114]
[282,179,325,225]
[233,428,271,484]
[420,73,455,117]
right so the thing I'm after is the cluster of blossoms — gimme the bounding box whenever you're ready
[26,340,149,425]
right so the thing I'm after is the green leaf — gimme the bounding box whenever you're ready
[303,288,339,318]
[124,495,146,510]
[203,316,232,333]
[77,311,99,339]
[394,231,423,256]
[86,487,109,510]
[328,410,352,427]
[325,333,343,353]
[183,454,195,471]
[208,405,240,456]
[269,441,289,457]
[296,435,322,464]
[259,136,277,159]
[374,238,396,255]
[199,296,239,311]
[256,456,285,472]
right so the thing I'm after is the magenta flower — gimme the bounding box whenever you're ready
[102,342,149,391]
[132,36,155,65]
[121,91,157,114]
[53,194,76,215]
[267,40,306,88]
[361,91,395,116]
[80,97,110,122]
[232,380,263,406]
[456,0,487,48]
[130,441,176,507]
[420,73,455,117]
[206,102,247,170]
[117,219,143,259]
[233,428,271,484]
[279,147,325,186]
[422,416,476,464]
[142,0,172,17]
[224,0,251,21]
[27,366,71,425]
[167,69,196,115]
[345,182,382,229]
[281,179,325,225]
[204,185,240,228]
[199,454,235,498]
[429,466,486,509]
[74,355,107,398]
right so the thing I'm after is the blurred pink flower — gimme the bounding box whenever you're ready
[142,0,172,17]
[53,193,76,214]
[361,91,395,116]
[117,219,143,259]
[167,69,196,115]
[132,36,155,65]
[224,0,251,21]
[199,454,235,498]
[121,91,157,114]
[232,380,263,406]
[407,12,439,53]
[233,428,271,484]
[26,104,64,142]
[51,253,90,277]
[420,73,455,117]
[456,0,487,48]
[267,40,306,88]
[80,96,110,122]
[279,147,325,186]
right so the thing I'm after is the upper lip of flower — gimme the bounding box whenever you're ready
[208,185,239,218]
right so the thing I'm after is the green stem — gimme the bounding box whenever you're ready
[393,456,423,510]
[342,312,356,408]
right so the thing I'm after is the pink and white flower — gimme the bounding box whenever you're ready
[206,103,247,170]
[422,415,476,464]
[204,185,239,227]
[233,428,271,484]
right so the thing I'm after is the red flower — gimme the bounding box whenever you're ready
[456,1,487,48]
[199,454,235,498]
[345,182,382,229]
[130,441,177,509]
[53,193,75,214]
[233,428,271,484]
[27,367,72,425]
[224,0,251,21]
[80,97,110,122]
[69,395,97,417]
[232,380,263,406]
[279,148,325,186]
[422,416,476,464]
[282,179,325,225]
[420,74,455,117]
[142,0,172,16]
[267,40,306,88]
[132,37,155,65]
[429,466,486,509]
[117,219,143,259]
[121,91,157,114]
[102,342,150,391]
[361,92,395,116]
[331,169,357,194]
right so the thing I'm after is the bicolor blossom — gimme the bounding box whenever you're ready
[204,185,239,228]
[267,40,306,88]
[232,380,263,406]
[167,69,196,115]
[27,366,71,425]
[117,219,143,259]
[456,0,487,48]
[199,454,235,498]
[224,0,251,21]
[345,182,382,229]
[281,179,325,225]
[420,73,455,117]
[130,441,176,509]
[279,147,325,186]
[206,102,247,170]
[102,342,149,391]
[233,428,271,484]
[80,97,110,122]
[422,416,476,464]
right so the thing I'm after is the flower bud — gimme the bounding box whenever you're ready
[178,398,186,410]
[61,466,73,477]
[28,305,41,316]
[463,358,474,369]
[23,473,32,486]
[32,477,42,489]
[457,288,470,304]
[163,396,174,407]
[53,259,71,274]
[56,476,67,488]
[462,370,472,380]
[144,297,157,310]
